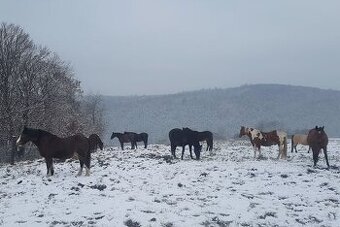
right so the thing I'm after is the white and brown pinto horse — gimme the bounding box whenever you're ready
[291,134,310,153]
[239,126,287,159]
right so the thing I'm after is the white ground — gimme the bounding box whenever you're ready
[0,140,339,227]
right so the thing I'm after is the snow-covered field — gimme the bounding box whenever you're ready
[1,140,339,227]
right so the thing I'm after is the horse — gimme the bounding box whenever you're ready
[307,126,329,168]
[16,127,91,176]
[124,132,148,149]
[196,131,213,151]
[239,126,287,159]
[110,132,134,150]
[88,134,103,153]
[169,128,202,160]
[291,134,310,153]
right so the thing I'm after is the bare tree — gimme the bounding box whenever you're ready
[0,23,33,139]
[0,23,105,164]
[80,94,105,137]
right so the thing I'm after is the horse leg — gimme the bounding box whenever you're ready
[291,142,294,153]
[277,145,282,159]
[206,140,209,151]
[324,147,330,168]
[181,145,185,160]
[253,145,257,159]
[45,157,53,176]
[120,142,124,150]
[189,145,194,159]
[308,146,311,153]
[312,149,319,167]
[84,151,91,176]
[77,160,84,176]
[170,144,176,158]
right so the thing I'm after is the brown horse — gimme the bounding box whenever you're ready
[169,128,202,160]
[16,127,91,176]
[307,126,329,168]
[124,131,148,149]
[89,134,103,153]
[291,134,311,153]
[110,132,134,150]
[196,131,213,151]
[239,126,287,159]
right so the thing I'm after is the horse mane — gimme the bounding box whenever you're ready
[24,127,55,138]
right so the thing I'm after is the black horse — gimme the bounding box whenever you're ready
[307,126,329,168]
[169,128,202,160]
[88,134,104,153]
[110,132,134,150]
[124,132,148,149]
[195,131,213,151]
[16,127,91,176]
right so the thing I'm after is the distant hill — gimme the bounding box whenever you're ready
[103,84,340,144]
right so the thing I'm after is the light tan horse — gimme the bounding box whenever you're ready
[291,134,310,153]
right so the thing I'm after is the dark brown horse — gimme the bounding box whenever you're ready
[124,132,148,149]
[239,126,287,159]
[110,132,134,150]
[307,126,329,168]
[169,128,202,160]
[196,131,213,151]
[16,127,91,176]
[89,134,103,153]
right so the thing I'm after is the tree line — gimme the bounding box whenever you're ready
[0,22,104,148]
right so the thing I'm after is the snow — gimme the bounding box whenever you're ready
[1,140,339,227]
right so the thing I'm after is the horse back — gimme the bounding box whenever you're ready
[40,134,88,159]
[197,131,213,141]
[293,134,308,145]
[260,130,286,146]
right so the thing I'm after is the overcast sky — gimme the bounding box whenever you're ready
[1,1,340,96]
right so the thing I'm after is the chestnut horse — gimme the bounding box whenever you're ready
[291,134,310,153]
[307,126,329,168]
[16,127,91,176]
[239,126,287,159]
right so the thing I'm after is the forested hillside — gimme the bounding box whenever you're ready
[104,84,340,144]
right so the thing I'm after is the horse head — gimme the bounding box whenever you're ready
[98,139,104,150]
[239,126,246,138]
[194,144,202,160]
[110,132,116,140]
[16,127,38,146]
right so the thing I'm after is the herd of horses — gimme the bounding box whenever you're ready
[238,125,329,168]
[15,124,329,177]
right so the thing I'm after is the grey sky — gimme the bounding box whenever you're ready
[1,0,340,96]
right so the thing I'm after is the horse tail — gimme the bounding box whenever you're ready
[144,133,148,148]
[283,136,288,159]
[291,134,294,153]
[89,136,95,152]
